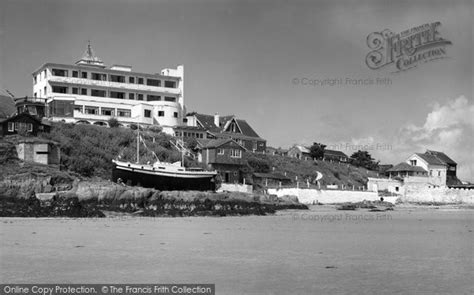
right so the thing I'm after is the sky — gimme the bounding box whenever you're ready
[0,0,473,180]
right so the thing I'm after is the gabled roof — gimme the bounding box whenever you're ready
[425,150,457,166]
[192,113,263,139]
[0,112,43,124]
[291,145,310,154]
[414,153,446,166]
[387,162,427,173]
[0,95,16,119]
[196,138,246,150]
[324,149,348,158]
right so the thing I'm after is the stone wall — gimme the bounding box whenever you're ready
[402,186,474,204]
[267,188,380,204]
[218,183,253,194]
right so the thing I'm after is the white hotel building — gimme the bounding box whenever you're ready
[32,43,184,134]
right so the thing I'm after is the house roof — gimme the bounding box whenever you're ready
[387,162,427,173]
[0,95,16,119]
[324,149,348,158]
[415,153,446,166]
[291,145,310,154]
[192,113,264,140]
[425,150,457,165]
[253,172,291,181]
[196,138,246,150]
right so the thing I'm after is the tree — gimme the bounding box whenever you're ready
[349,150,379,170]
[309,142,326,160]
[108,117,120,128]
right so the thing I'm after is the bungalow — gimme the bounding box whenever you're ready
[287,145,311,160]
[184,112,266,152]
[0,113,51,137]
[196,138,247,184]
[323,149,349,162]
[386,162,428,179]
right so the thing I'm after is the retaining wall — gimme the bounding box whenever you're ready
[267,188,380,204]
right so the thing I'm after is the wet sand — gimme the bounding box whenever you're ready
[1,206,473,294]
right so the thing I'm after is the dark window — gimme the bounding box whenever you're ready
[50,100,74,117]
[92,73,107,81]
[81,88,88,95]
[147,79,161,87]
[101,108,114,116]
[137,94,143,101]
[158,111,164,117]
[110,91,125,99]
[85,106,99,115]
[74,105,83,113]
[173,112,178,118]
[164,80,176,88]
[144,110,151,118]
[91,89,106,97]
[117,109,131,117]
[72,71,78,78]
[164,96,176,102]
[72,88,79,94]
[52,86,68,94]
[129,93,135,100]
[81,72,88,79]
[110,75,125,83]
[147,95,161,101]
[52,69,67,77]
[137,78,144,84]
[129,77,135,83]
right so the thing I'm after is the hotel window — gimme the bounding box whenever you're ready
[52,86,68,94]
[158,111,164,117]
[110,91,125,99]
[147,95,161,101]
[137,94,144,101]
[217,148,225,155]
[72,88,79,94]
[7,122,14,132]
[44,87,47,96]
[81,88,88,95]
[137,77,144,84]
[74,105,83,113]
[92,73,107,81]
[438,171,441,176]
[91,89,106,97]
[164,96,176,102]
[43,69,47,78]
[164,80,176,88]
[52,68,67,77]
[173,112,178,118]
[34,76,37,84]
[230,149,242,158]
[101,108,114,116]
[144,110,151,118]
[110,75,125,83]
[117,109,131,117]
[34,92,37,98]
[129,93,135,100]
[81,72,88,79]
[147,79,161,87]
[129,77,135,83]
[85,107,99,115]
[72,71,78,78]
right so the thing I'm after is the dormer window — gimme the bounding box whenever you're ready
[410,160,417,166]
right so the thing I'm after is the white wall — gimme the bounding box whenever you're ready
[402,186,474,204]
[218,183,253,194]
[267,188,380,204]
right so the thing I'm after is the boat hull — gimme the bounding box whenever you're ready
[112,165,216,191]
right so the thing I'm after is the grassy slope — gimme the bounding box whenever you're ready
[249,153,380,188]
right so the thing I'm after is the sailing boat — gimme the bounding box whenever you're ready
[112,126,217,191]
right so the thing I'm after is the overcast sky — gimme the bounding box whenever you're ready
[0,0,473,180]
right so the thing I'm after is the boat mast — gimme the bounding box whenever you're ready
[136,123,140,163]
[181,133,184,167]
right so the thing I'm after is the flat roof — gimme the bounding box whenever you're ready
[32,63,181,81]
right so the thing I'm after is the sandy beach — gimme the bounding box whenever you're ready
[1,206,473,294]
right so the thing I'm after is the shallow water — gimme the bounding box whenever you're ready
[1,207,473,294]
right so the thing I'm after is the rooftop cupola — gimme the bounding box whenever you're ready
[75,41,106,68]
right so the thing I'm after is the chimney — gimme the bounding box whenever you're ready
[214,113,220,127]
